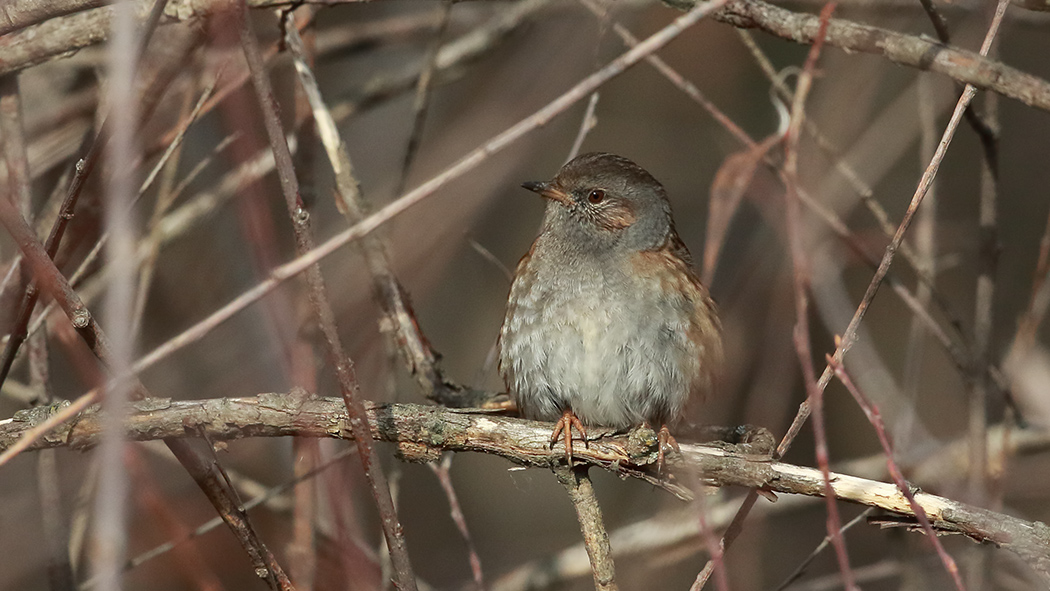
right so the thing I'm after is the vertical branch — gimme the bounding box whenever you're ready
[779,6,858,591]
[968,5,1007,589]
[970,1,1007,509]
[289,426,320,591]
[92,0,140,587]
[288,17,320,590]
[283,10,453,404]
[899,72,939,449]
[0,75,32,215]
[237,4,418,589]
[554,466,617,591]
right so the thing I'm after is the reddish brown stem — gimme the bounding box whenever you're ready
[778,5,859,591]
[236,2,417,588]
[828,351,967,591]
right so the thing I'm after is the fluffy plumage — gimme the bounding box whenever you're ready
[499,153,723,463]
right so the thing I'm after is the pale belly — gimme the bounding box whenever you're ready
[499,269,700,429]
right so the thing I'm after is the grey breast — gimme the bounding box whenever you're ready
[500,240,696,429]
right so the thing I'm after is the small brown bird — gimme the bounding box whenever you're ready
[498,152,723,468]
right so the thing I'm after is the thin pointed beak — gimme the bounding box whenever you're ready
[521,181,573,207]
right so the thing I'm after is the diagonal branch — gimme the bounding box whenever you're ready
[779,5,859,590]
[236,2,416,588]
[282,12,458,404]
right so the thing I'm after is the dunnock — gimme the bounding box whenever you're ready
[499,152,723,468]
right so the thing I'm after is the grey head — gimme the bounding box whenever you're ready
[522,152,674,255]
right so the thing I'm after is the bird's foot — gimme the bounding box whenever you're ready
[550,409,588,463]
[655,423,680,472]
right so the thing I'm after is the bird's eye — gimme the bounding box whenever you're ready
[587,189,606,204]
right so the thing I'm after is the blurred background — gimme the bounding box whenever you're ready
[2,0,1050,589]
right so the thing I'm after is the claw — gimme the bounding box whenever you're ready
[550,409,588,463]
[656,424,680,472]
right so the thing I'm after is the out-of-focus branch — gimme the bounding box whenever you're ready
[778,5,858,590]
[5,0,1050,115]
[237,2,417,587]
[3,394,1050,583]
[283,13,460,406]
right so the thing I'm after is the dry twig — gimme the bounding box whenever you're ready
[236,0,415,586]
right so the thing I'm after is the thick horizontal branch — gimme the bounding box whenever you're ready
[2,393,1049,580]
[2,0,1049,116]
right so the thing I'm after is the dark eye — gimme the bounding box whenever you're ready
[587,189,606,204]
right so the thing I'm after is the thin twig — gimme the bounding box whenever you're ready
[238,2,416,588]
[283,12,454,402]
[970,0,1009,508]
[567,92,600,162]
[774,508,874,591]
[289,339,320,591]
[429,455,485,590]
[394,0,454,198]
[967,6,1008,588]
[827,347,967,591]
[778,5,858,591]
